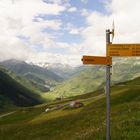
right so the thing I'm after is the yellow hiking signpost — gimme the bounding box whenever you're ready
[81,25,140,140]
[82,29,113,140]
[107,44,140,56]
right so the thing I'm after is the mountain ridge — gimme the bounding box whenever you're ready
[0,66,43,112]
[0,59,64,92]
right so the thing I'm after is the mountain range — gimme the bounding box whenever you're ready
[46,57,140,98]
[0,59,64,92]
[1,58,140,100]
[34,62,84,80]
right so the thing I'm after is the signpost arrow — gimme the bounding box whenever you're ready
[82,56,112,65]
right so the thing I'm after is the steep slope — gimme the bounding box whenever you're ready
[0,77,139,140]
[47,66,104,98]
[23,73,50,92]
[0,59,64,91]
[48,58,140,98]
[0,67,43,111]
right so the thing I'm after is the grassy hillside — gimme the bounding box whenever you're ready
[47,58,140,98]
[0,77,139,140]
[0,66,43,112]
[46,66,105,99]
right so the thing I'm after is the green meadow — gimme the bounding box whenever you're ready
[0,77,140,140]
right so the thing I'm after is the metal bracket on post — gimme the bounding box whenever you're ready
[110,65,113,76]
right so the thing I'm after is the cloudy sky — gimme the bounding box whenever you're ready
[0,0,140,66]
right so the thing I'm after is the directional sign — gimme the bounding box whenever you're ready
[82,56,112,65]
[107,44,140,56]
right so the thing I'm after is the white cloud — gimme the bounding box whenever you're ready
[80,0,140,58]
[64,23,83,35]
[69,29,80,35]
[28,52,82,66]
[0,0,140,66]
[44,0,70,5]
[67,7,77,12]
[108,0,140,43]
[25,0,140,65]
[0,0,66,62]
[79,12,111,56]
[80,9,89,16]
[0,37,34,61]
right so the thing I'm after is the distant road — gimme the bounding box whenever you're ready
[0,111,16,118]
[45,94,104,113]
[80,94,104,102]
